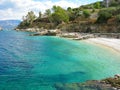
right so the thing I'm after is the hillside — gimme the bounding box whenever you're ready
[16,0,120,33]
[0,20,21,30]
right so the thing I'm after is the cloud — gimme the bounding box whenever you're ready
[0,0,102,20]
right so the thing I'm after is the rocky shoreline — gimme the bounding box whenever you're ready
[15,28,120,40]
[54,74,120,90]
[15,28,120,90]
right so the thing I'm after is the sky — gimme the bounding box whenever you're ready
[0,0,102,20]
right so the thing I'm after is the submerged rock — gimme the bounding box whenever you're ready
[54,75,120,90]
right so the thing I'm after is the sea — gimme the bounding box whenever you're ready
[0,29,120,90]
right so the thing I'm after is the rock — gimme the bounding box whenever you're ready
[54,74,120,90]
[29,29,61,36]
[15,28,44,32]
[114,74,120,79]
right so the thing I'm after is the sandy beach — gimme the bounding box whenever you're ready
[85,38,120,53]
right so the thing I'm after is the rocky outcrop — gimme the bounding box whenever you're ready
[59,23,120,33]
[94,33,120,38]
[59,33,95,40]
[54,74,120,90]
[15,28,45,32]
[29,29,61,36]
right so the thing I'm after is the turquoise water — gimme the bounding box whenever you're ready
[0,30,120,90]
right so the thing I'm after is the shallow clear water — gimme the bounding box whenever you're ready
[0,30,120,90]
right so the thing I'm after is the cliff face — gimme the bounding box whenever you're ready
[16,22,120,33]
[59,22,120,33]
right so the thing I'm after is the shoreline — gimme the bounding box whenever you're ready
[84,38,120,53]
[14,30,120,89]
[16,29,120,54]
[54,74,120,90]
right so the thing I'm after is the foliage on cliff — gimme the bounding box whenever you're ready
[17,0,120,33]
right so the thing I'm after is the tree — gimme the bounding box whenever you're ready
[67,7,75,21]
[83,10,90,18]
[44,9,52,23]
[39,11,42,18]
[52,5,57,12]
[116,14,120,23]
[45,9,51,17]
[26,11,36,24]
[51,6,69,24]
[96,10,112,23]
[94,2,101,9]
[67,7,72,12]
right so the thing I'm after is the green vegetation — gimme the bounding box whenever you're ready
[83,10,90,18]
[17,0,120,33]
[96,7,120,23]
[109,0,120,7]
[38,12,42,19]
[116,15,120,22]
[94,2,101,9]
[96,10,112,23]
[25,11,36,24]
[51,6,69,25]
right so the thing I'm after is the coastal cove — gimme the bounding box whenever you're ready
[0,30,120,90]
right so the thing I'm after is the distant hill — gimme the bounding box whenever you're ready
[0,20,21,30]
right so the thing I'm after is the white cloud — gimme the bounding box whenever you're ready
[0,0,101,20]
[0,0,4,4]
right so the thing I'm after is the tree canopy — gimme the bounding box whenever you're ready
[51,6,69,24]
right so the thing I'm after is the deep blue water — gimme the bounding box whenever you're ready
[0,30,120,90]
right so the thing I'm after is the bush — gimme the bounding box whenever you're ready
[83,10,90,18]
[92,9,95,13]
[94,2,101,9]
[51,6,69,25]
[96,10,112,23]
[116,15,120,23]
[110,0,120,7]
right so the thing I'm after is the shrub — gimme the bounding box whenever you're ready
[51,6,69,25]
[94,2,101,9]
[83,10,90,18]
[110,0,120,7]
[116,15,120,23]
[92,9,95,13]
[96,10,112,23]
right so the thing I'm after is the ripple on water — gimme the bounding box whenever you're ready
[0,30,120,90]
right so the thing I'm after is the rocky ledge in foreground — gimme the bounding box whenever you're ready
[54,74,120,90]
